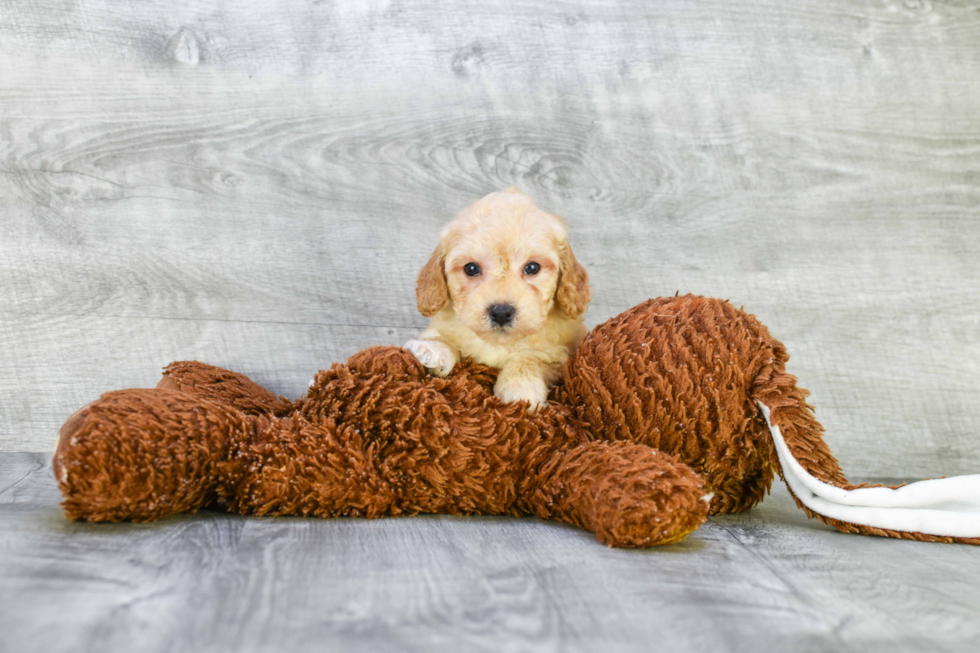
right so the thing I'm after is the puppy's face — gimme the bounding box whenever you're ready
[416,189,590,342]
[443,203,561,342]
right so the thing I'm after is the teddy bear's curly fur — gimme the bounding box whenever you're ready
[53,295,976,547]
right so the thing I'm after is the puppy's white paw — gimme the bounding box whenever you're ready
[404,339,456,377]
[494,377,549,412]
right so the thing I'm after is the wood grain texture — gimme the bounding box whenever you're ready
[1,0,979,478]
[3,453,980,653]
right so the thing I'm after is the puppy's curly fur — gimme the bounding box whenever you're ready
[405,188,591,409]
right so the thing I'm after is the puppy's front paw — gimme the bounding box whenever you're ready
[404,339,456,377]
[494,376,549,412]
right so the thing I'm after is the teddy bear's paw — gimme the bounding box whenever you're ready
[404,339,456,377]
[583,445,710,547]
[53,388,235,522]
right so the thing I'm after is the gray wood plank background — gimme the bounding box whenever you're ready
[1,0,979,479]
[4,453,980,653]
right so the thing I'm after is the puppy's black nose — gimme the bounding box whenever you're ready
[488,303,516,327]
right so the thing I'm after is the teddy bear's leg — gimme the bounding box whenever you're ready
[518,441,710,547]
[552,296,785,514]
[53,389,249,522]
[157,361,293,417]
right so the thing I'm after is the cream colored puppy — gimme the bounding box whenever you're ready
[404,188,591,410]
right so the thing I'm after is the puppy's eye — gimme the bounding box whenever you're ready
[463,262,481,277]
[523,262,541,276]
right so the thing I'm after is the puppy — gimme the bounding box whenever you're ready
[404,188,591,410]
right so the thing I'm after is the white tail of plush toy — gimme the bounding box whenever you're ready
[758,401,980,540]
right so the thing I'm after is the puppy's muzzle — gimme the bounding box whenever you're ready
[487,303,516,328]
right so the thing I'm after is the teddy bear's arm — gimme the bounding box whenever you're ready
[158,361,293,417]
[54,388,248,522]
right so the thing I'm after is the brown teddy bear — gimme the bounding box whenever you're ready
[53,295,980,547]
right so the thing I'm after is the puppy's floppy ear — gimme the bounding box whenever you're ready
[416,247,449,317]
[556,241,591,319]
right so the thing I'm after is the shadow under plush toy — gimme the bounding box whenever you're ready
[53,295,980,547]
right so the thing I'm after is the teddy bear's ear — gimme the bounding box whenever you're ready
[556,240,591,319]
[416,247,448,317]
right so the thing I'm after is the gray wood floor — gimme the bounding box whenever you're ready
[2,0,980,482]
[2,453,978,653]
